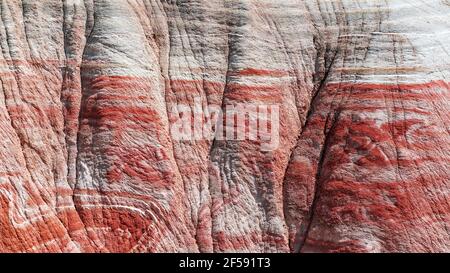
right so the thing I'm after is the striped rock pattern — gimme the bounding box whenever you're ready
[0,0,449,252]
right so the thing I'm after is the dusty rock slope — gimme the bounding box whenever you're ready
[0,0,449,252]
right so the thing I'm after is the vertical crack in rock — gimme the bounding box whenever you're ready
[0,0,449,253]
[297,108,341,253]
[283,43,339,252]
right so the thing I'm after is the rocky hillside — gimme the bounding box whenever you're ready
[0,0,449,252]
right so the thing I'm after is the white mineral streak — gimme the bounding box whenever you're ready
[0,0,448,253]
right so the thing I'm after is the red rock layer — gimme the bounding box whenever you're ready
[0,0,449,252]
[284,81,450,252]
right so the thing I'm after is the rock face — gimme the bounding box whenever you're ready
[0,0,449,253]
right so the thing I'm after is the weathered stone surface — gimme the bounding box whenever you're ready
[0,0,448,253]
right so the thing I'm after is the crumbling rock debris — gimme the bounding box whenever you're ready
[0,0,449,253]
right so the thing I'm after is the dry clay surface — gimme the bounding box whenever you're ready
[0,0,449,252]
